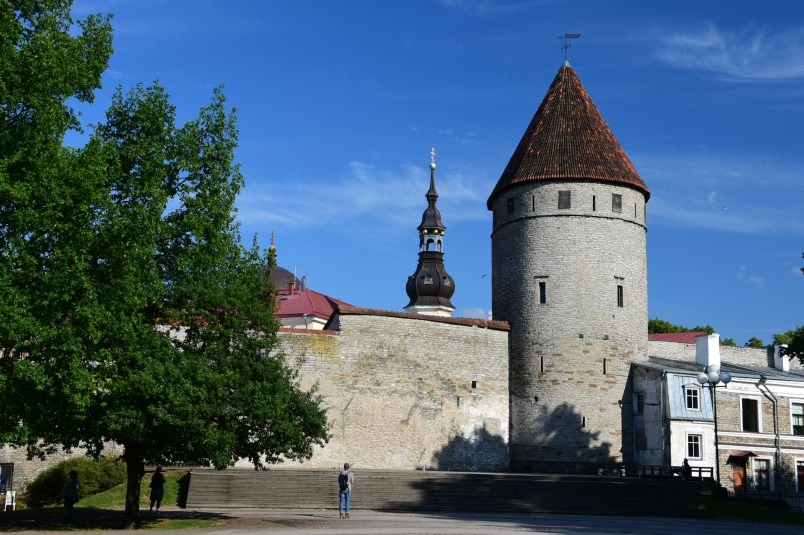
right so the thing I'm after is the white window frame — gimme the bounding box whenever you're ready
[795,457,804,494]
[685,386,701,411]
[790,399,804,436]
[740,395,762,433]
[752,456,774,491]
[685,432,703,460]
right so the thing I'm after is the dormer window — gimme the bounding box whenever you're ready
[685,386,700,411]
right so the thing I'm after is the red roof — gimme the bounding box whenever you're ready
[275,288,352,321]
[648,332,708,344]
[488,62,649,210]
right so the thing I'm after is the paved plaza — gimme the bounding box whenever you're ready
[4,508,803,534]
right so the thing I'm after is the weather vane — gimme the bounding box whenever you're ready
[430,147,436,170]
[559,31,580,62]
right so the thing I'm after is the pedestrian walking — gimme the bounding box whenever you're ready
[63,470,80,521]
[337,463,354,519]
[149,466,166,513]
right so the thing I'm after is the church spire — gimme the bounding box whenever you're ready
[404,148,455,317]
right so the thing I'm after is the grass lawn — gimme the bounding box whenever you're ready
[2,471,219,530]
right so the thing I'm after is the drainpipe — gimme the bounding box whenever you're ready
[758,376,781,488]
[661,371,667,464]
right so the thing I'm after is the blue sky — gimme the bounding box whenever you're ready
[67,0,803,345]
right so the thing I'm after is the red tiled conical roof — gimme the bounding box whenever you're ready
[487,62,649,210]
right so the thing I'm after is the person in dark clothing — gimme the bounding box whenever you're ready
[681,458,693,481]
[149,466,166,513]
[63,470,80,521]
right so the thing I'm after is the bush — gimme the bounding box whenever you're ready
[25,456,127,507]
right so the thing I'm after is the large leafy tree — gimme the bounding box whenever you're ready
[648,318,715,335]
[776,327,804,364]
[0,1,328,527]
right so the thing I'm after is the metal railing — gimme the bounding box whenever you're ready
[728,488,804,513]
[635,465,714,480]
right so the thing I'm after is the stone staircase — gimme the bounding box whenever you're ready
[186,469,720,516]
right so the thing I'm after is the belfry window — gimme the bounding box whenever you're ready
[558,190,571,209]
[612,193,622,213]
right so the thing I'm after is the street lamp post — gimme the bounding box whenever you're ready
[697,365,732,484]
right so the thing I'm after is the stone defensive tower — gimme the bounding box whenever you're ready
[405,148,456,317]
[487,61,650,471]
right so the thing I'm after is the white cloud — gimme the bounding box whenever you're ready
[707,191,717,204]
[236,160,492,234]
[737,265,764,286]
[459,307,488,319]
[654,23,804,82]
[434,0,551,15]
[791,267,804,277]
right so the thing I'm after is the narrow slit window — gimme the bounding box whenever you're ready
[603,358,607,375]
[612,193,622,213]
[540,356,545,373]
[471,380,477,389]
[593,195,596,211]
[634,203,637,217]
[539,281,546,304]
[532,195,535,211]
[617,285,624,308]
[507,197,515,215]
[558,190,571,209]
[493,210,497,227]
[581,416,587,428]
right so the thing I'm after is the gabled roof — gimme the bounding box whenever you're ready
[275,289,352,321]
[488,61,649,209]
[649,332,708,344]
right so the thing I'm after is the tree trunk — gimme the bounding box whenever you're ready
[123,449,144,528]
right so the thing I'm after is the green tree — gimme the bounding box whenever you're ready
[744,337,765,348]
[648,318,715,335]
[0,2,328,527]
[721,338,737,347]
[776,327,804,365]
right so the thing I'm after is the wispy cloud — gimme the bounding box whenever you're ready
[236,161,491,235]
[737,265,764,286]
[638,152,804,236]
[438,128,484,145]
[792,267,804,277]
[434,0,552,15]
[654,24,804,82]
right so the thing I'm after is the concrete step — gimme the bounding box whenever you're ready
[186,469,717,516]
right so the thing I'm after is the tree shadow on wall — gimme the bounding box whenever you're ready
[518,401,617,474]
[429,421,508,472]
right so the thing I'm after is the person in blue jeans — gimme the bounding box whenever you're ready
[338,463,354,519]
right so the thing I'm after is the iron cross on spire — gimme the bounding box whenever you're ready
[430,147,436,168]
[559,31,581,62]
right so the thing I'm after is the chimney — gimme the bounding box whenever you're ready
[696,333,721,367]
[774,344,790,372]
[288,281,295,295]
[487,310,493,321]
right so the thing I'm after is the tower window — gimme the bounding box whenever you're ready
[603,358,608,375]
[581,416,587,428]
[634,203,637,217]
[593,195,596,211]
[493,210,497,227]
[507,197,515,214]
[612,193,622,213]
[617,285,624,308]
[423,275,433,285]
[532,195,535,211]
[558,190,571,209]
[539,282,546,304]
[471,380,477,389]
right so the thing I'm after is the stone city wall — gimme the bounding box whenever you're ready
[250,309,511,472]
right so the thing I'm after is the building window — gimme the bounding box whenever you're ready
[507,197,515,214]
[612,193,622,212]
[617,285,624,308]
[686,387,700,411]
[538,282,546,304]
[593,195,596,211]
[532,195,535,211]
[634,392,644,415]
[423,275,433,285]
[742,398,760,432]
[687,434,702,459]
[558,190,571,209]
[798,461,804,493]
[793,403,804,435]
[755,459,771,490]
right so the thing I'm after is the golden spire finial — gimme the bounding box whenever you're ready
[269,230,276,252]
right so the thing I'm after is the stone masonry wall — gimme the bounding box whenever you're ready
[253,311,511,472]
[491,181,649,471]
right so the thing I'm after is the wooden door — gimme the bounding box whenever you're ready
[733,465,746,497]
